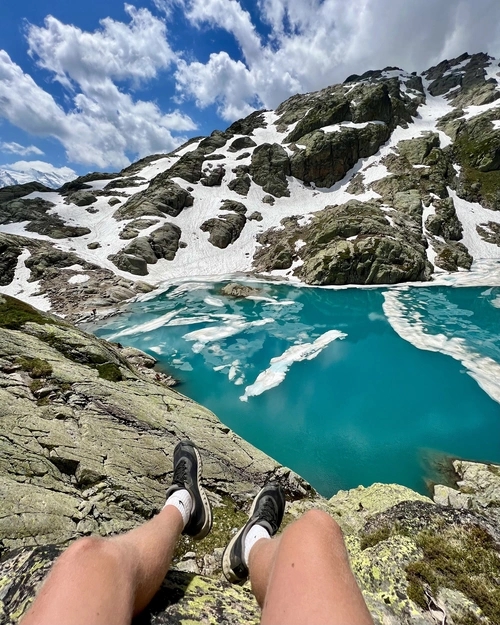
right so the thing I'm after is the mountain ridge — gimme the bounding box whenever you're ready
[0,51,500,319]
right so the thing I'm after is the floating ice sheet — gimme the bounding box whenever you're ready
[240,329,347,401]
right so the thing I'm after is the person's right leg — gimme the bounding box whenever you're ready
[223,484,373,625]
[249,509,373,625]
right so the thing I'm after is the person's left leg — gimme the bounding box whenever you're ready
[21,506,184,625]
[21,440,212,625]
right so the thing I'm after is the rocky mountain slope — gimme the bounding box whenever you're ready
[1,52,500,319]
[0,295,499,625]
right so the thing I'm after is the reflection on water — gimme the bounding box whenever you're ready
[95,282,500,497]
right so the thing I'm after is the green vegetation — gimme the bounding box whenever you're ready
[406,525,500,623]
[97,363,123,382]
[0,295,57,330]
[173,496,248,568]
[15,357,52,378]
[360,525,392,550]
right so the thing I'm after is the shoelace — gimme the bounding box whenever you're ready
[259,498,279,532]
[173,458,188,486]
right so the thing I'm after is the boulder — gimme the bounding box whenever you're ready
[66,191,97,207]
[220,283,261,297]
[250,143,290,197]
[108,252,148,276]
[220,200,247,214]
[119,237,157,265]
[228,173,251,196]
[228,136,257,152]
[114,179,194,221]
[248,211,263,221]
[148,223,182,261]
[432,241,473,271]
[476,221,500,246]
[201,213,246,248]
[425,197,463,241]
[201,165,225,187]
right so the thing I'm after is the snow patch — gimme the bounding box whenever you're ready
[68,274,90,284]
[0,249,51,311]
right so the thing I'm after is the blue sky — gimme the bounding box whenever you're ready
[1,0,499,179]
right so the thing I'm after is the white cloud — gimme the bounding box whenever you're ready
[27,6,176,89]
[0,141,44,156]
[175,0,500,120]
[0,7,196,169]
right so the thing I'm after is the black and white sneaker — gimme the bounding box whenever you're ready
[165,439,213,540]
[223,482,285,584]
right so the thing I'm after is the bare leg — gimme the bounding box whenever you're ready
[21,506,183,625]
[248,509,373,625]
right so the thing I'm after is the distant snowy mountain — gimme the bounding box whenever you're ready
[0,160,76,189]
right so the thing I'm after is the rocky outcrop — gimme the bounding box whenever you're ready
[201,213,246,248]
[0,233,22,286]
[228,136,257,152]
[65,190,98,207]
[201,164,225,187]
[424,52,500,108]
[450,108,500,211]
[0,182,53,203]
[104,176,145,190]
[220,283,261,297]
[114,178,194,221]
[249,143,290,197]
[477,221,500,246]
[425,197,463,241]
[0,197,91,239]
[219,199,247,214]
[254,200,431,285]
[110,223,182,273]
[289,122,390,189]
[0,297,499,625]
[228,167,251,196]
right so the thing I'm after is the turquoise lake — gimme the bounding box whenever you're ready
[95,282,500,497]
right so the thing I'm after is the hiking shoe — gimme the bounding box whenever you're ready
[165,439,212,540]
[223,482,285,584]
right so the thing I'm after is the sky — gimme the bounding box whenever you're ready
[0,0,499,179]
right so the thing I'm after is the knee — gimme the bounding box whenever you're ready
[298,509,344,540]
[60,536,122,568]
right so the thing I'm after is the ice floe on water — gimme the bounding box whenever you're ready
[383,290,500,405]
[108,309,184,339]
[183,317,275,353]
[240,329,347,402]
